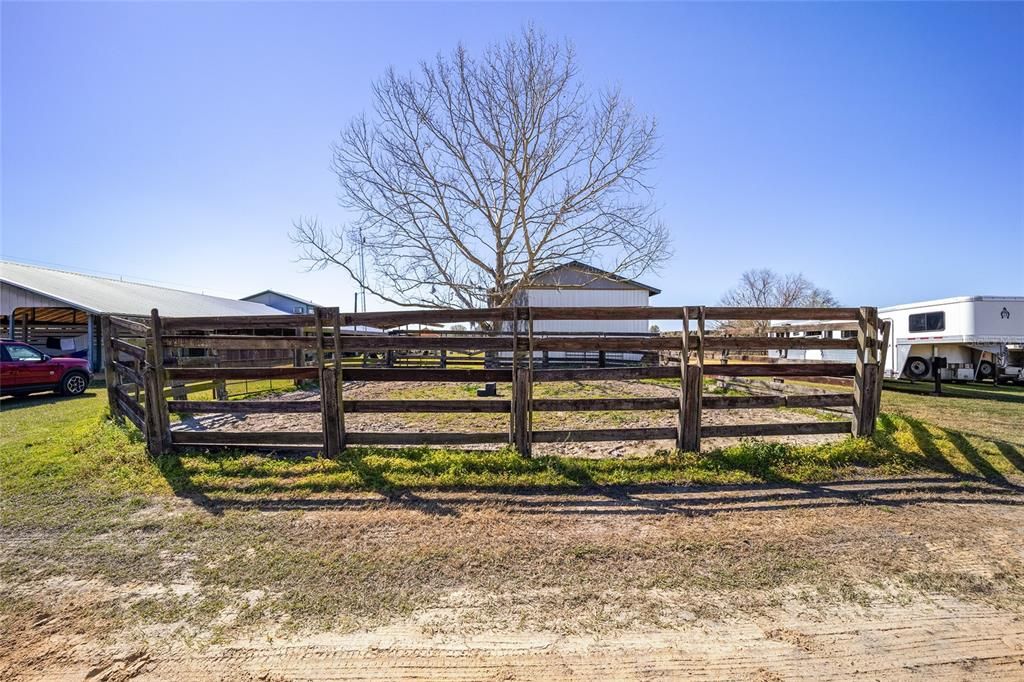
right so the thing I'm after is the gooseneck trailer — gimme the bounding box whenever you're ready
[771,296,1024,383]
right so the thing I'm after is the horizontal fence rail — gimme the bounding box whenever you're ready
[159,305,863,331]
[159,333,861,352]
[104,304,881,458]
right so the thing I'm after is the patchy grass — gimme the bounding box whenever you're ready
[764,378,1022,448]
[2,389,1023,652]
[4,390,1021,510]
[881,380,1024,446]
[156,414,1022,502]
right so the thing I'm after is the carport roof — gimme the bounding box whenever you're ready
[0,260,282,318]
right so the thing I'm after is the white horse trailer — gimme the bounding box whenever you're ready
[881,296,1024,383]
[771,296,1024,383]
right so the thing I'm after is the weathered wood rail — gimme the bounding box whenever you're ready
[103,305,882,457]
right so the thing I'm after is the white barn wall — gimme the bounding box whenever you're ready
[244,291,315,314]
[524,288,650,334]
[1,281,78,315]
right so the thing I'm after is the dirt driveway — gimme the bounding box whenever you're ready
[6,478,1024,680]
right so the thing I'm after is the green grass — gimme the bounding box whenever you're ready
[880,380,1024,447]
[3,388,1021,512]
[2,388,1023,645]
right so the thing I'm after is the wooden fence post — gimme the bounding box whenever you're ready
[320,368,341,457]
[875,318,891,418]
[508,306,532,457]
[681,362,704,452]
[100,315,121,422]
[677,307,691,452]
[686,307,706,453]
[314,307,341,457]
[852,306,880,437]
[513,367,532,457]
[146,309,171,456]
[331,307,346,451]
[212,349,228,401]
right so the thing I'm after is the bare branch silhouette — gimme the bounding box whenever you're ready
[293,26,670,308]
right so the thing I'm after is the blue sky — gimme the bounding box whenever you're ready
[3,1,1022,310]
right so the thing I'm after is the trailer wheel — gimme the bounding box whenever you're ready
[906,356,931,379]
[976,360,996,381]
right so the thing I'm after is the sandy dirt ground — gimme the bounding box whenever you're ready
[5,479,1024,681]
[173,380,847,456]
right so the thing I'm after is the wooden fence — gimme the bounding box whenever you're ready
[102,305,884,458]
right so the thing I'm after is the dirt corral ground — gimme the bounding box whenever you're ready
[174,379,847,456]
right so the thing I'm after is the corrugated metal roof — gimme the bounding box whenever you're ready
[0,260,282,317]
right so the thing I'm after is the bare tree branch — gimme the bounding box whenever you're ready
[292,26,670,308]
[718,268,839,335]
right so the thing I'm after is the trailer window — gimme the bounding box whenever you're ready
[909,311,945,333]
[840,330,858,339]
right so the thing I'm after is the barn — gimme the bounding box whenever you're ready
[1,260,281,372]
[241,289,320,315]
[514,260,660,333]
[507,261,661,365]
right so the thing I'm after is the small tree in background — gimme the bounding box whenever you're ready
[292,26,670,309]
[718,268,838,335]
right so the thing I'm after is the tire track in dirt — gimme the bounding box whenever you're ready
[85,599,1020,681]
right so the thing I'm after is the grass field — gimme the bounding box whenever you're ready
[1,384,1022,678]
[2,383,1021,503]
[881,379,1024,446]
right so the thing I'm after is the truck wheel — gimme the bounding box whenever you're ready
[60,372,89,396]
[976,360,996,382]
[905,356,931,379]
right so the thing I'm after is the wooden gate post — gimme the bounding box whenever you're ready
[145,309,171,456]
[852,306,880,437]
[100,315,121,422]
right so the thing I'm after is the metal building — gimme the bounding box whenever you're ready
[1,260,280,371]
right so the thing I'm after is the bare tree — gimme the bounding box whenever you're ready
[292,26,670,309]
[718,268,838,334]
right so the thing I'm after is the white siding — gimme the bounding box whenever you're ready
[245,291,314,314]
[524,288,649,334]
[1,282,72,312]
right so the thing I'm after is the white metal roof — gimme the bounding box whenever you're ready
[0,260,282,318]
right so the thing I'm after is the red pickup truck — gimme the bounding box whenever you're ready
[0,340,93,397]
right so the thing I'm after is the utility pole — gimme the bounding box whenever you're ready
[357,227,367,313]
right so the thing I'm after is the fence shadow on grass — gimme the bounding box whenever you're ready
[883,380,1024,405]
[164,473,1024,519]
[158,423,1024,519]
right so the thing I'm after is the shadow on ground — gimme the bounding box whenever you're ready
[883,379,1024,404]
[0,391,101,412]
[155,412,1024,518]
[165,475,1024,519]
